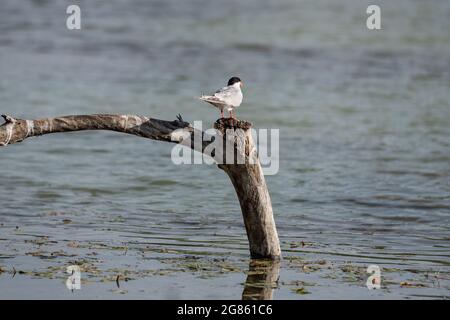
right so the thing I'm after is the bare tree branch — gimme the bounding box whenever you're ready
[0,113,281,259]
[0,114,196,147]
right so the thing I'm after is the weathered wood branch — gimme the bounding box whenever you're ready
[0,113,281,259]
[214,120,281,259]
[0,114,197,147]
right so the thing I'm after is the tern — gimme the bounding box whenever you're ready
[199,77,243,119]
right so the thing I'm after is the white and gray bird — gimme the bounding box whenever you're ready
[199,77,243,119]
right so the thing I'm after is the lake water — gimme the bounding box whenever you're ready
[0,0,449,299]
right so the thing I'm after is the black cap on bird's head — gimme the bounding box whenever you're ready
[227,77,242,86]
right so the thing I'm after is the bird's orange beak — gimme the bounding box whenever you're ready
[240,81,244,88]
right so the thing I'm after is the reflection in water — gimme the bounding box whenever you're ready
[242,259,280,300]
[0,0,449,299]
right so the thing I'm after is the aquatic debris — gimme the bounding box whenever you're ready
[25,250,77,259]
[43,211,64,217]
[158,256,243,278]
[288,241,318,248]
[67,241,79,248]
[110,289,128,295]
[109,216,126,223]
[284,255,304,264]
[301,264,321,273]
[282,280,316,287]
[338,264,367,283]
[292,287,310,295]
[400,281,427,288]
[24,236,58,246]
[111,274,131,288]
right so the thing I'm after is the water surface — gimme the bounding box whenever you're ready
[0,0,449,299]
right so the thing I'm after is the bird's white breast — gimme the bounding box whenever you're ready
[214,83,243,108]
[227,90,242,108]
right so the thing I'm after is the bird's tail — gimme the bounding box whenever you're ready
[198,95,215,102]
[198,95,227,107]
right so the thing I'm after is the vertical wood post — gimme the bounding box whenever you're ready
[215,119,281,260]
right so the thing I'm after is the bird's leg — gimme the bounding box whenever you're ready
[220,110,224,118]
[229,110,233,119]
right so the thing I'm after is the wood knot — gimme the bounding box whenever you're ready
[214,118,252,131]
[1,114,17,124]
[173,113,190,127]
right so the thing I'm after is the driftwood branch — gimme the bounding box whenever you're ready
[214,120,281,259]
[0,113,281,260]
[0,114,196,147]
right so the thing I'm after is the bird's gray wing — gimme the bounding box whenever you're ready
[214,85,237,100]
[199,95,228,106]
